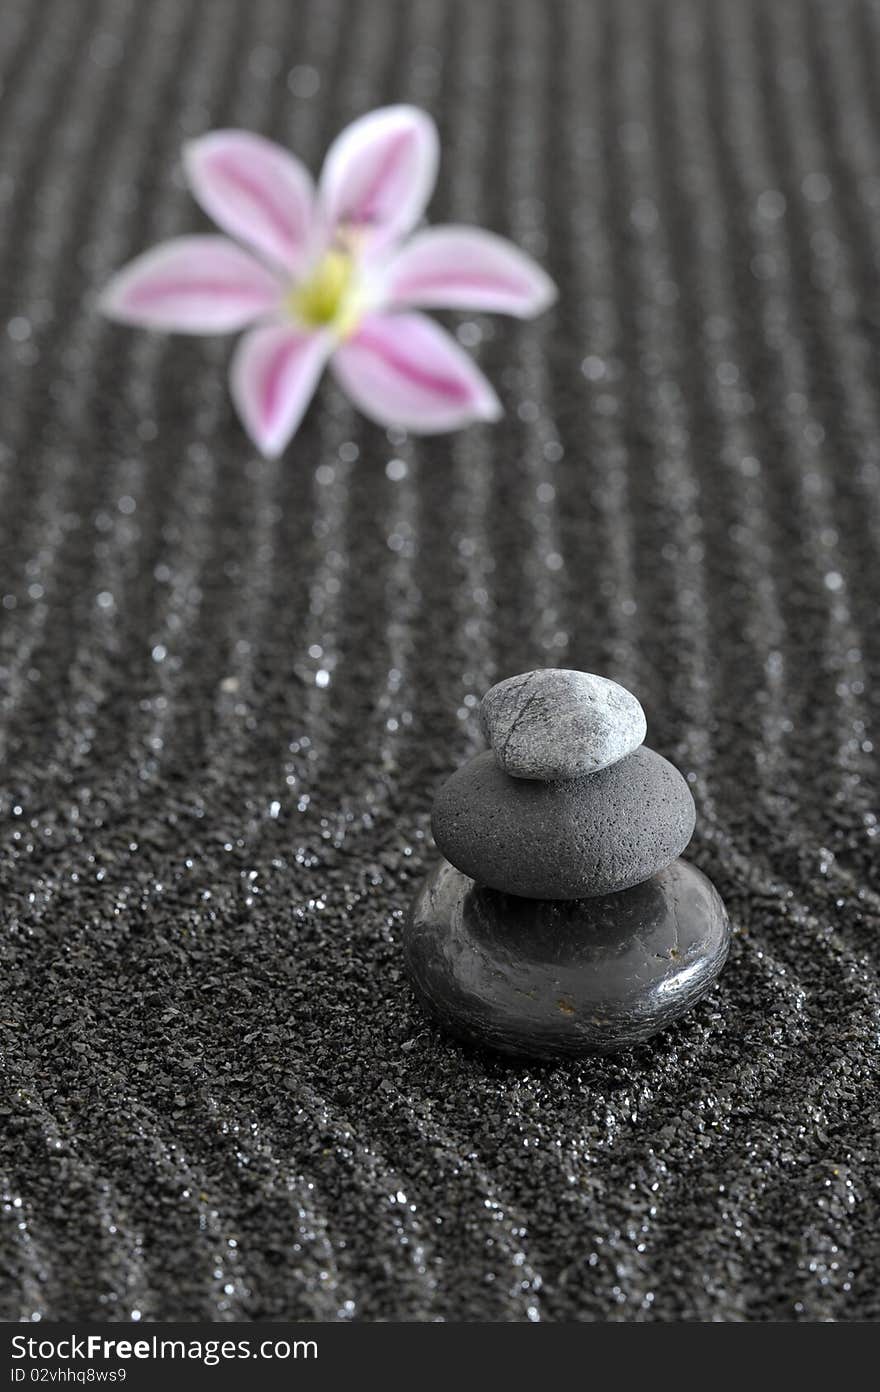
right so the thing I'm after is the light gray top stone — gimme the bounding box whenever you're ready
[479,668,647,781]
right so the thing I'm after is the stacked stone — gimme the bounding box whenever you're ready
[404,670,730,1059]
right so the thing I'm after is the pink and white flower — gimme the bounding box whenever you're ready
[101,107,556,457]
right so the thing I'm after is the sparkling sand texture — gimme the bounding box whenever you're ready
[1,0,880,1322]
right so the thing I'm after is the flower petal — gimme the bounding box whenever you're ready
[230,324,331,457]
[332,312,502,433]
[100,236,281,333]
[383,226,557,318]
[184,130,317,274]
[319,106,439,250]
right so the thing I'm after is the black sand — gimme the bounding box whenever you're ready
[1,0,880,1321]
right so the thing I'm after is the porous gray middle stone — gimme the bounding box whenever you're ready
[479,668,646,781]
[432,745,695,899]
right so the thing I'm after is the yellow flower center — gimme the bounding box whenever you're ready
[287,249,361,336]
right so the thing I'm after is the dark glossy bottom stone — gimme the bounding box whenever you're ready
[404,857,730,1059]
